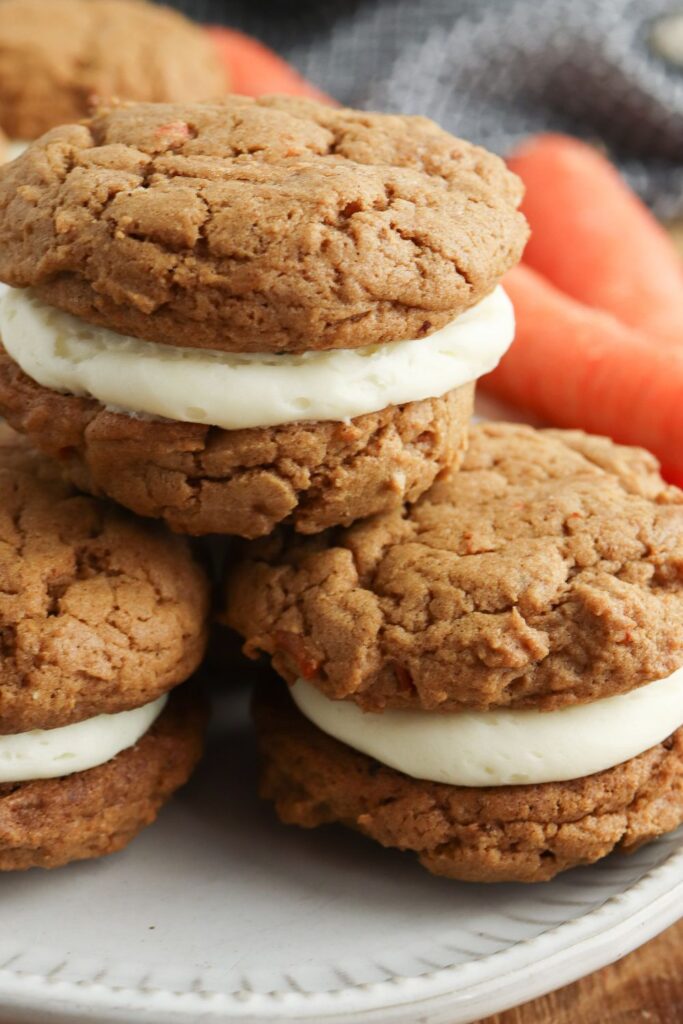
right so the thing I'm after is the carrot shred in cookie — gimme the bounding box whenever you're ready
[273,631,321,681]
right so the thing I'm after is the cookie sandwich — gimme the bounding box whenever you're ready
[0,0,226,160]
[224,424,683,882]
[0,431,210,870]
[0,96,526,537]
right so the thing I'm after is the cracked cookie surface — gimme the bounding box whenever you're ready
[0,96,526,352]
[255,684,683,883]
[0,688,205,870]
[0,353,473,538]
[0,427,209,732]
[225,423,683,711]
[0,0,225,141]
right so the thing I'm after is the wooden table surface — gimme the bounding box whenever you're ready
[477,916,683,1023]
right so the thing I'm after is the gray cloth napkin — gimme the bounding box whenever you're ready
[172,0,683,218]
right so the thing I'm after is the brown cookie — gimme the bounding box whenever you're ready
[0,427,210,732]
[0,96,526,352]
[0,352,474,538]
[0,688,205,871]
[224,423,683,711]
[0,0,225,141]
[255,684,683,884]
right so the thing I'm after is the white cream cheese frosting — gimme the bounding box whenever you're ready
[0,694,166,783]
[5,140,28,161]
[290,669,683,787]
[0,285,515,431]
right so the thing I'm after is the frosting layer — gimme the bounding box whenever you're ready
[0,695,166,782]
[0,285,514,430]
[291,669,683,786]
[5,140,27,161]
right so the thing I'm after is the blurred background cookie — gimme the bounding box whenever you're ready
[0,0,227,152]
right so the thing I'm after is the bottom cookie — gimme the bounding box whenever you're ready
[0,690,205,870]
[0,353,474,538]
[254,685,683,883]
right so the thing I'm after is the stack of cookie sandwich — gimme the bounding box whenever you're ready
[224,424,683,882]
[0,430,209,870]
[1,90,678,885]
[0,96,525,538]
[0,0,226,160]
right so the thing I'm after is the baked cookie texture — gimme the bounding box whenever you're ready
[0,354,474,538]
[0,689,205,871]
[225,423,683,711]
[255,685,683,884]
[0,0,226,141]
[0,96,527,352]
[0,428,210,732]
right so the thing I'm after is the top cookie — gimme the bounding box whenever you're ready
[0,96,527,353]
[0,0,226,141]
[224,423,683,712]
[0,427,210,734]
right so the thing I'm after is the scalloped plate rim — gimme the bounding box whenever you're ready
[0,838,680,1023]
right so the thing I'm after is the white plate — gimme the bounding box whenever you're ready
[0,684,681,1024]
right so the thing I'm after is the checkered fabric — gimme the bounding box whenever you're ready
[169,0,683,216]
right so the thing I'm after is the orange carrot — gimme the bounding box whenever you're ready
[508,134,683,346]
[481,264,683,486]
[206,27,336,104]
